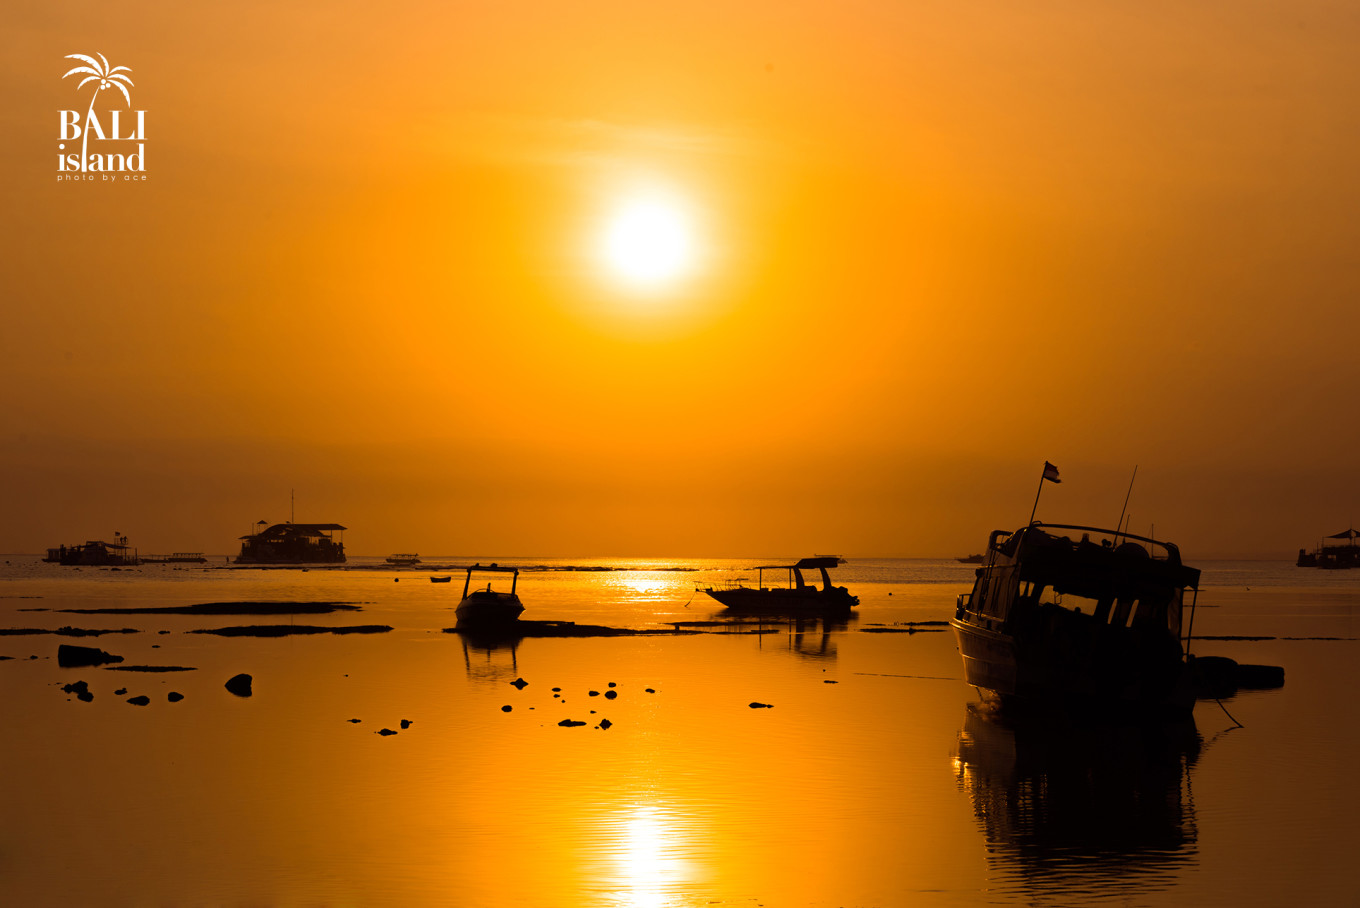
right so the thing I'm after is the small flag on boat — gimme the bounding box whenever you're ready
[1042,462,1061,483]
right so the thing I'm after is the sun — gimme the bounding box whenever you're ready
[598,192,699,290]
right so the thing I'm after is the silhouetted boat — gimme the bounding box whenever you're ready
[700,557,858,613]
[386,553,421,566]
[142,553,208,564]
[235,523,346,564]
[957,553,985,564]
[950,523,1200,718]
[430,575,452,583]
[44,533,140,566]
[1296,528,1360,569]
[455,564,525,629]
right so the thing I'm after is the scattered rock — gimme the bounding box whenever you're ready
[645,688,656,694]
[224,673,253,697]
[598,719,613,730]
[377,728,397,736]
[511,678,528,690]
[607,682,616,688]
[62,680,93,702]
[127,695,151,706]
[348,718,362,723]
[558,719,587,727]
[501,705,513,713]
[749,702,774,709]
[114,688,127,695]
[167,692,183,702]
[56,643,124,668]
[604,690,617,700]
[588,690,600,697]
[552,687,561,692]
[400,719,412,729]
[824,680,838,684]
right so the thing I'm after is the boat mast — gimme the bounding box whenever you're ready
[1115,465,1138,544]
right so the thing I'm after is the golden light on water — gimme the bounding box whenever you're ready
[604,804,698,908]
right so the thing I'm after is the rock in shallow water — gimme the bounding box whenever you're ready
[225,673,253,697]
[57,644,123,668]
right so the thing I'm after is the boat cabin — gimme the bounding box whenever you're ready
[956,524,1200,643]
[236,522,347,564]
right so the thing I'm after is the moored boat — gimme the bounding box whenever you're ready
[235,522,346,565]
[1296,528,1360,569]
[700,557,858,613]
[455,564,525,629]
[44,533,140,566]
[386,553,421,566]
[950,523,1200,719]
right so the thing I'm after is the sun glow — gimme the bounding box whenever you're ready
[599,192,699,290]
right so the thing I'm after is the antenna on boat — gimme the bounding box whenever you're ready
[1115,465,1137,543]
[291,488,295,524]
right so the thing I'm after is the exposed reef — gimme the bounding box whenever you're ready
[58,601,364,615]
[190,625,393,637]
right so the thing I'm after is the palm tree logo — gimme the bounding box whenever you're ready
[62,53,133,170]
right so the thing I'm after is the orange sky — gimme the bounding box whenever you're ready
[4,1,1360,557]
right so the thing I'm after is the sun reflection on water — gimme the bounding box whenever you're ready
[589,802,704,908]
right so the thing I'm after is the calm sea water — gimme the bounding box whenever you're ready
[1,555,1356,907]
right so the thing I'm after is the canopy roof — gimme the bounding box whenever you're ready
[1326,528,1360,539]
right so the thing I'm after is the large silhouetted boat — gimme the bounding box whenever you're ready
[1296,528,1360,569]
[700,557,858,613]
[235,522,346,564]
[385,553,421,566]
[44,533,140,566]
[455,563,525,629]
[950,523,1200,718]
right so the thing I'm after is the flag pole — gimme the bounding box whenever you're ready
[1028,467,1046,526]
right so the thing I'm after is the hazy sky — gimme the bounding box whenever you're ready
[4,1,1360,557]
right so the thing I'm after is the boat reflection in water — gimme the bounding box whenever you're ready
[954,705,1201,899]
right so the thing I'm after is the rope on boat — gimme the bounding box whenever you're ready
[1215,698,1245,728]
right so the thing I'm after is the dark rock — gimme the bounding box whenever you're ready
[607,682,616,688]
[400,719,412,729]
[377,728,397,736]
[598,719,613,730]
[604,690,617,700]
[558,719,587,727]
[114,688,127,695]
[225,673,253,697]
[552,687,561,692]
[824,680,838,684]
[749,702,774,709]
[127,695,151,706]
[62,680,89,695]
[511,678,528,690]
[645,688,656,694]
[501,705,513,712]
[57,644,124,668]
[588,690,600,697]
[167,692,184,702]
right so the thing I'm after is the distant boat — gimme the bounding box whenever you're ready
[386,553,421,566]
[235,522,346,565]
[430,575,452,583]
[455,563,525,629]
[142,553,208,564]
[956,553,985,564]
[44,533,140,566]
[950,522,1200,718]
[700,557,858,613]
[1297,529,1360,569]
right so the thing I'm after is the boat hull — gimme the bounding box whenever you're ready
[703,587,857,614]
[455,591,525,629]
[950,616,1193,719]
